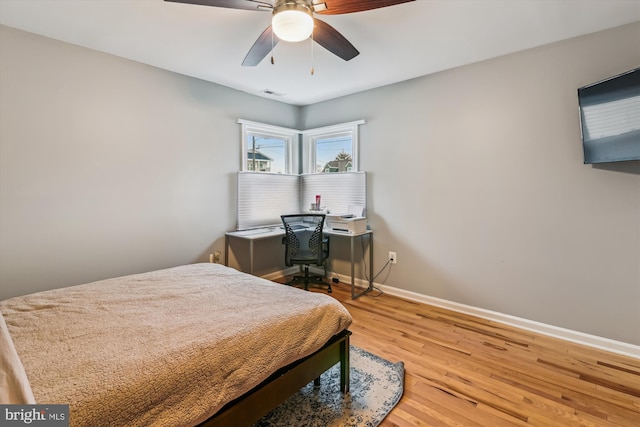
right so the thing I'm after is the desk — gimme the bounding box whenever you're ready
[225,227,373,299]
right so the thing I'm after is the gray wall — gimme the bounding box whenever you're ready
[1,23,639,345]
[0,25,297,299]
[300,22,640,345]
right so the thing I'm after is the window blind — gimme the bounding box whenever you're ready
[237,172,300,230]
[301,172,366,215]
[237,171,367,230]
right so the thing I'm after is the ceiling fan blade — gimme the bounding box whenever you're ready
[242,26,280,66]
[314,0,414,15]
[164,0,273,11]
[313,18,359,61]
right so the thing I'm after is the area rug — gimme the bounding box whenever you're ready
[253,346,404,427]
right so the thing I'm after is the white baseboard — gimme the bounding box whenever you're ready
[267,269,639,358]
[262,267,299,281]
[379,284,639,359]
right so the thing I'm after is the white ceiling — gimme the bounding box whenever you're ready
[1,0,639,106]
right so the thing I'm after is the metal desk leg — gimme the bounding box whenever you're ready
[350,235,356,299]
[224,235,229,267]
[352,233,374,300]
[369,233,373,289]
[249,239,254,275]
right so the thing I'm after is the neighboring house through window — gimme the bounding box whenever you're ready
[247,149,273,172]
[323,157,352,173]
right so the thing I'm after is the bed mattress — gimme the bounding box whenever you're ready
[0,263,352,426]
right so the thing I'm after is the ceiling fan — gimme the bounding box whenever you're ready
[165,0,415,66]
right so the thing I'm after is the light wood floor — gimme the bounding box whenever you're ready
[281,279,640,426]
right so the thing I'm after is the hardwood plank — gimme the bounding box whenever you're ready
[276,279,640,426]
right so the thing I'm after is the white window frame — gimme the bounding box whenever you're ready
[238,119,299,174]
[301,120,365,174]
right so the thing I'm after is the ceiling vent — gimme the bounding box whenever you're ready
[261,89,285,97]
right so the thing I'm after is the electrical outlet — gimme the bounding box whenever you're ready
[388,251,397,264]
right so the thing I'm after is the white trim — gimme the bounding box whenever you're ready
[237,119,365,138]
[261,267,299,281]
[237,119,300,134]
[303,271,640,359]
[302,120,366,135]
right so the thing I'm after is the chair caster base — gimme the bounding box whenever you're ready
[286,275,332,294]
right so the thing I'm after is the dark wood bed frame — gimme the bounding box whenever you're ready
[198,329,352,427]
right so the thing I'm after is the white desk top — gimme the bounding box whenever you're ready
[226,227,283,239]
[226,226,371,240]
[325,229,371,237]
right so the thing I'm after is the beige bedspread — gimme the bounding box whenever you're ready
[0,263,352,426]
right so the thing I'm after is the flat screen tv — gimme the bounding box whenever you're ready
[578,68,640,164]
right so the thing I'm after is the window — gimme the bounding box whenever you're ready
[239,119,365,175]
[239,120,298,174]
[302,120,364,174]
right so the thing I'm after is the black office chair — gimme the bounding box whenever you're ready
[281,214,331,293]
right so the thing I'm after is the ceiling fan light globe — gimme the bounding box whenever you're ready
[272,10,313,42]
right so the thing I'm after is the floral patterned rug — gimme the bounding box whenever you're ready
[253,346,404,427]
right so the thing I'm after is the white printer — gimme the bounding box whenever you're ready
[325,205,367,234]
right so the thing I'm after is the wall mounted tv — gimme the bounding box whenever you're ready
[578,67,640,164]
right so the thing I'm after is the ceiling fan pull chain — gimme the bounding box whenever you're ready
[310,33,315,75]
[271,28,275,65]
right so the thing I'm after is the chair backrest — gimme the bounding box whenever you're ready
[281,214,326,266]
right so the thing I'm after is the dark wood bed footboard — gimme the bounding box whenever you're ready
[198,329,352,427]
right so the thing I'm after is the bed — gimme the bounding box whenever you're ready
[0,263,353,426]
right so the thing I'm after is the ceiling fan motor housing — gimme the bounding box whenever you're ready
[272,0,315,42]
